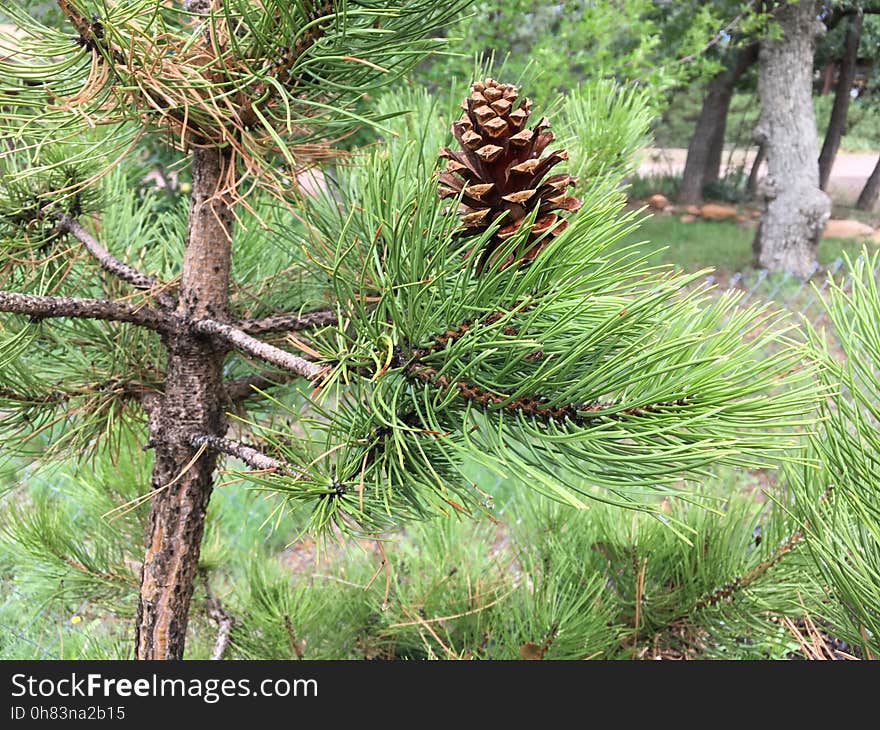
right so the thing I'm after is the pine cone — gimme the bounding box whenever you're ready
[438,79,582,273]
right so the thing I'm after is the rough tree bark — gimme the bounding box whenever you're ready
[677,43,758,206]
[857,154,880,211]
[752,2,831,276]
[818,9,863,191]
[135,146,233,661]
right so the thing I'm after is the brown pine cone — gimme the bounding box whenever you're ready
[438,79,582,273]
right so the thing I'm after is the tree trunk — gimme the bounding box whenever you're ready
[746,142,766,197]
[818,9,863,191]
[821,62,835,95]
[752,2,831,277]
[135,146,233,660]
[677,43,758,206]
[704,112,727,188]
[856,153,880,211]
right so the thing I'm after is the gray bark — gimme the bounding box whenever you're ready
[818,10,863,191]
[192,319,323,379]
[188,434,296,475]
[752,2,831,277]
[58,215,176,309]
[0,291,174,332]
[238,309,338,335]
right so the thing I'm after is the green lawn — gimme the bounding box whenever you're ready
[618,213,870,275]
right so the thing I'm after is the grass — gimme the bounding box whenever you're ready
[831,203,880,227]
[618,212,872,275]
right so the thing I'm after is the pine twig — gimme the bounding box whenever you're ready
[0,387,69,405]
[235,0,335,129]
[56,0,122,61]
[201,568,235,661]
[692,527,804,612]
[398,313,691,425]
[406,359,691,425]
[0,291,176,332]
[284,616,305,660]
[192,318,326,381]
[691,488,834,616]
[237,309,338,335]
[654,491,834,635]
[187,433,301,477]
[0,381,160,407]
[58,214,176,308]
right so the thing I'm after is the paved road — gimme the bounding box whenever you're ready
[638,148,879,206]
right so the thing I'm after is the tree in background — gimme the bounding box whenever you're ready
[672,0,767,206]
[817,6,865,191]
[677,41,759,206]
[0,1,816,660]
[752,1,831,276]
[814,5,880,201]
[675,2,880,208]
[857,156,880,209]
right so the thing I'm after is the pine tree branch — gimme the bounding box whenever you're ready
[225,371,297,402]
[58,215,177,309]
[192,319,326,381]
[201,568,235,662]
[0,294,324,380]
[237,309,338,335]
[397,314,691,425]
[360,409,423,468]
[0,387,69,405]
[691,525,806,614]
[0,291,176,333]
[187,434,301,476]
[0,381,160,407]
[671,491,831,626]
[57,0,194,139]
[56,0,124,62]
[235,0,335,129]
[405,357,691,424]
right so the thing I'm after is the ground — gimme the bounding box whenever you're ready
[638,147,880,207]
